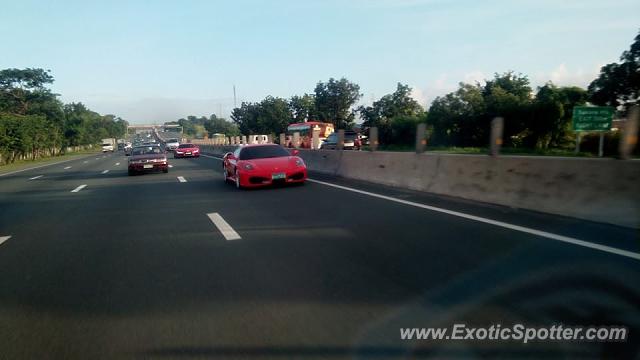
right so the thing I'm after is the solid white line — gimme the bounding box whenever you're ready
[201,154,223,160]
[102,170,109,174]
[29,175,44,180]
[177,176,187,183]
[207,213,241,240]
[115,162,120,166]
[307,178,640,261]
[0,155,92,178]
[71,184,87,193]
[64,166,72,170]
[0,235,11,246]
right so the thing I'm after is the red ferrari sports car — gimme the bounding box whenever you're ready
[174,143,200,158]
[223,144,307,188]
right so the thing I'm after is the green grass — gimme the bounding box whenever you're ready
[364,144,599,157]
[0,148,101,174]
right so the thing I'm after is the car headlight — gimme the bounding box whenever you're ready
[242,163,254,170]
[295,158,305,167]
[175,151,183,154]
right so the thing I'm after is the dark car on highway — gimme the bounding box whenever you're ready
[320,131,362,150]
[127,145,169,175]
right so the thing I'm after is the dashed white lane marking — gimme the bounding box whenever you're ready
[63,166,72,170]
[207,213,241,241]
[29,175,44,180]
[0,236,11,246]
[168,164,173,168]
[83,161,88,164]
[102,170,109,174]
[306,178,640,261]
[95,157,100,160]
[177,176,187,183]
[115,162,120,166]
[0,155,93,177]
[71,184,87,193]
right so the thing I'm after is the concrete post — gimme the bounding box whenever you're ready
[241,135,247,145]
[267,134,273,144]
[369,127,379,152]
[312,127,321,150]
[337,129,345,150]
[619,105,639,160]
[415,123,427,154]
[279,133,286,147]
[490,117,504,156]
[293,132,300,148]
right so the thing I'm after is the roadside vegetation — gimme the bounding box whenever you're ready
[0,68,127,165]
[202,30,639,157]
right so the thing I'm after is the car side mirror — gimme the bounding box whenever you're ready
[291,149,299,156]
[224,152,234,159]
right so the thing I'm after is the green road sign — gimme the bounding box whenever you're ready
[572,106,614,131]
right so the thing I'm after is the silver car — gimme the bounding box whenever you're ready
[164,138,180,151]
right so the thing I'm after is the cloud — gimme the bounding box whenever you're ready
[410,73,457,108]
[534,63,602,88]
[463,71,487,84]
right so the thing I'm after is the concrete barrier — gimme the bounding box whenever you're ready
[196,144,640,228]
[297,149,640,229]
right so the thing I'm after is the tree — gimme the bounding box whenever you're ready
[314,78,361,129]
[427,83,486,146]
[358,83,425,144]
[588,30,640,113]
[230,97,292,135]
[204,114,239,136]
[0,68,55,115]
[530,84,587,148]
[289,94,316,122]
[482,72,533,146]
[231,102,260,135]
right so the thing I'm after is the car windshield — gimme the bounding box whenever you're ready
[178,144,194,148]
[132,146,162,155]
[239,145,290,160]
[168,139,178,143]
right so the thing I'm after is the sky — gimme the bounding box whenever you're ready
[1,0,639,124]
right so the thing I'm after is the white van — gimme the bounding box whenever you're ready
[248,135,269,144]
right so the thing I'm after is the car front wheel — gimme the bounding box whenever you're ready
[235,169,241,189]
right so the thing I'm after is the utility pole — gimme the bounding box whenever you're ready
[233,85,237,108]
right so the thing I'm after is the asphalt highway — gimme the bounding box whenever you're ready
[0,150,639,359]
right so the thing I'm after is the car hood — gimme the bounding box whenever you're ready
[245,156,299,170]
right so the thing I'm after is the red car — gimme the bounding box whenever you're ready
[223,144,307,188]
[174,143,200,158]
[128,145,169,175]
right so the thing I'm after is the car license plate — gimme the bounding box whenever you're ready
[186,152,191,155]
[272,173,286,180]
[143,164,153,169]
